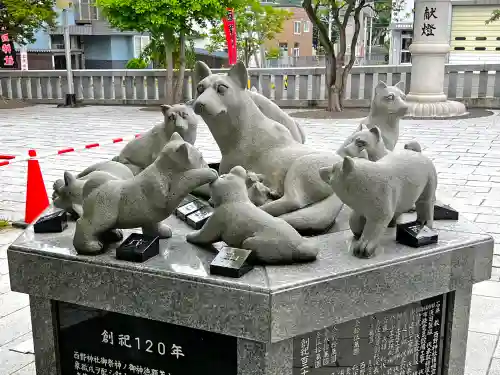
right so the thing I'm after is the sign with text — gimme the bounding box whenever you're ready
[222,8,237,65]
[0,32,18,69]
[57,302,237,375]
[293,294,446,375]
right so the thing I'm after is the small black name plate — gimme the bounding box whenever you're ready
[210,247,255,278]
[186,206,214,229]
[293,294,446,375]
[116,233,159,262]
[34,210,68,233]
[175,199,208,221]
[57,302,237,375]
[434,202,459,221]
[396,221,438,248]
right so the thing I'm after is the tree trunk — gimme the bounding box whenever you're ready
[174,31,186,103]
[325,54,342,112]
[164,29,174,104]
[244,39,249,66]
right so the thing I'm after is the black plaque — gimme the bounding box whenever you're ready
[433,203,459,221]
[396,222,438,248]
[34,210,68,233]
[210,247,255,278]
[293,294,446,375]
[175,199,208,221]
[116,233,160,262]
[57,301,237,375]
[186,206,214,229]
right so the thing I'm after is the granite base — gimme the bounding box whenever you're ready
[7,206,494,375]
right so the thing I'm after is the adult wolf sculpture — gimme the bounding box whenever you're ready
[192,61,343,232]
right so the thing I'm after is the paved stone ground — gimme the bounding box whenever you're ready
[1,104,500,374]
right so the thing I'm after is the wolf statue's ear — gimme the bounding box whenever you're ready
[369,126,382,142]
[342,156,355,175]
[394,80,405,92]
[194,61,212,85]
[229,165,247,180]
[319,166,332,184]
[161,104,171,116]
[375,81,388,91]
[169,132,183,142]
[228,61,248,90]
[63,171,75,187]
[175,142,190,162]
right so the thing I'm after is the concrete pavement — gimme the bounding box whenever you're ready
[1,105,500,374]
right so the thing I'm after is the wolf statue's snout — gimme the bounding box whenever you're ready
[193,100,205,114]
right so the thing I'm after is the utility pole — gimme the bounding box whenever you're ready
[57,0,78,107]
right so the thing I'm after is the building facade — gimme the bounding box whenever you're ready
[263,6,314,64]
[389,0,500,65]
[17,0,227,70]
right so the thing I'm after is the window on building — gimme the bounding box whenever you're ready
[279,42,288,57]
[76,0,99,21]
[303,21,310,33]
[133,35,151,59]
[294,21,301,35]
[293,42,300,57]
[400,31,412,64]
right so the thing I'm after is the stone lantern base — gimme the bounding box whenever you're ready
[406,99,468,118]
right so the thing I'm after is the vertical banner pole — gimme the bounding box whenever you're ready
[222,8,237,65]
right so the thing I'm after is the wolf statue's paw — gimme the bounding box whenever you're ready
[350,238,378,259]
[76,240,104,255]
[100,229,123,243]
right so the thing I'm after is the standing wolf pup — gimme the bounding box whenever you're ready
[320,151,437,259]
[113,103,199,175]
[193,61,343,232]
[73,132,218,255]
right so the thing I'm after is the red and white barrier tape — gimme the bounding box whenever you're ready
[0,133,142,167]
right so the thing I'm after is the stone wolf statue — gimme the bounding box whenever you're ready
[192,60,343,233]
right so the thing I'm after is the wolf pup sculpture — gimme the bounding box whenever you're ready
[73,132,218,255]
[248,86,306,143]
[186,166,318,264]
[193,60,343,232]
[340,125,422,162]
[52,161,133,217]
[319,152,437,258]
[113,103,199,175]
[360,81,408,151]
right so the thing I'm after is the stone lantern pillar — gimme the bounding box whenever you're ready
[406,0,467,117]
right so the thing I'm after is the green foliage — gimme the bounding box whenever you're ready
[0,0,57,45]
[141,32,198,69]
[486,9,500,24]
[207,1,293,65]
[266,47,281,60]
[126,58,149,69]
[96,0,245,35]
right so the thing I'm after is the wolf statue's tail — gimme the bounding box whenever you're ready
[294,240,320,262]
[279,193,344,233]
[404,140,422,153]
[296,120,307,144]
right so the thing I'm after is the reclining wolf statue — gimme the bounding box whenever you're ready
[193,60,343,232]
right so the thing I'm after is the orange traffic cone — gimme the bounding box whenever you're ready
[13,150,49,228]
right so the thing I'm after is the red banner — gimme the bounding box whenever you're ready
[0,29,18,69]
[222,8,237,65]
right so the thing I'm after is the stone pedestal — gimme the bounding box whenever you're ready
[406,0,467,118]
[7,207,493,375]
